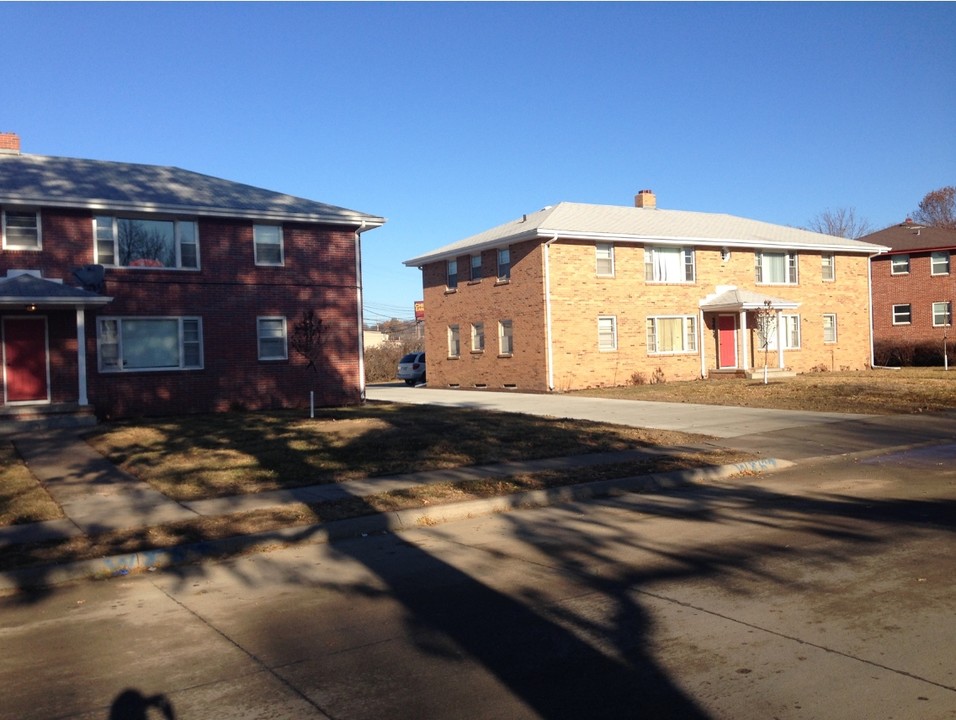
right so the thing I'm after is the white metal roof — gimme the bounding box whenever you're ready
[404,201,889,266]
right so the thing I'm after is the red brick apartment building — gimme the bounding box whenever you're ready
[405,191,888,392]
[0,133,383,428]
[863,220,956,358]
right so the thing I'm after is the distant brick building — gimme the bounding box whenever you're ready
[0,132,383,425]
[862,220,956,354]
[405,192,887,392]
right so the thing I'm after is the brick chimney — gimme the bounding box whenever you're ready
[0,132,21,154]
[635,189,656,209]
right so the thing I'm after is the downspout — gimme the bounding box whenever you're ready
[353,220,370,400]
[544,235,559,391]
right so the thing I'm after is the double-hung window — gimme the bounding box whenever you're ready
[448,324,461,357]
[95,216,199,269]
[470,254,482,281]
[97,317,203,372]
[257,317,288,360]
[471,322,485,352]
[645,246,695,283]
[821,253,835,281]
[890,255,910,275]
[766,314,801,350]
[931,251,950,276]
[254,225,284,266]
[822,313,838,344]
[497,248,511,281]
[447,259,458,289]
[647,315,698,355]
[596,243,615,276]
[892,304,912,325]
[755,250,798,284]
[932,302,952,327]
[498,320,513,355]
[598,316,617,351]
[2,209,41,249]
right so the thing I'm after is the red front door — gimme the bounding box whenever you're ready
[717,315,737,369]
[3,317,50,403]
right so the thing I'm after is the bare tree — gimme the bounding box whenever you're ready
[806,207,873,239]
[290,309,323,373]
[913,186,956,229]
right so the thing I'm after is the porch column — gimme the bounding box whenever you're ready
[739,310,749,371]
[76,307,89,406]
[775,309,785,369]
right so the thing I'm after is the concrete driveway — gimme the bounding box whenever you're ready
[365,384,862,438]
[365,384,956,462]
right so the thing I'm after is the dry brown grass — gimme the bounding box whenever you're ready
[82,404,713,501]
[574,368,956,414]
[0,442,63,526]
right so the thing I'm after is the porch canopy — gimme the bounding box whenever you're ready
[699,287,800,374]
[0,273,112,406]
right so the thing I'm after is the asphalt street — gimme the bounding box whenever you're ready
[2,424,954,719]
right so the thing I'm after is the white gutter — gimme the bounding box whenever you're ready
[544,235,559,391]
[353,220,370,400]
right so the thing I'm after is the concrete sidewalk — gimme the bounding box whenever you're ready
[0,429,761,551]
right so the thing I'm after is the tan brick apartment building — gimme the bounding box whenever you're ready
[404,192,888,392]
[862,220,956,355]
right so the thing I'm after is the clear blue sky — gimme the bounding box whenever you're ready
[3,2,954,323]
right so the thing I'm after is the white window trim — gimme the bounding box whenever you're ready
[932,301,952,327]
[2,209,42,250]
[890,254,910,275]
[254,224,284,267]
[644,246,695,283]
[97,316,203,372]
[646,315,698,355]
[471,322,485,352]
[821,253,835,282]
[94,215,200,270]
[596,243,615,277]
[767,314,801,350]
[755,250,798,285]
[598,315,618,352]
[822,313,838,344]
[498,319,513,356]
[448,324,461,357]
[892,304,912,325]
[257,316,288,361]
[930,251,950,276]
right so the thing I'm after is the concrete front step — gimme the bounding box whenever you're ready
[0,404,97,435]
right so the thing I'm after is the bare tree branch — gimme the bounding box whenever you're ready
[913,186,956,229]
[806,207,873,239]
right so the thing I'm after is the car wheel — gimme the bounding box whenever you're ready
[404,379,415,386]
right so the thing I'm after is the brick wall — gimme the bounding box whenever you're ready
[421,240,550,391]
[416,239,875,392]
[871,250,955,345]
[0,208,363,418]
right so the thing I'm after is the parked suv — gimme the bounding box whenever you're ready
[397,352,426,385]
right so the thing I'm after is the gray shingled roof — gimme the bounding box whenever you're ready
[404,201,889,266]
[858,222,956,254]
[0,273,112,308]
[0,153,385,227]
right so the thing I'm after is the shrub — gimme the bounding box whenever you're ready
[873,340,956,367]
[364,339,424,383]
[629,371,647,386]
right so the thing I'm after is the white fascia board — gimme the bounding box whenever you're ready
[543,229,888,254]
[0,194,385,228]
[403,229,540,267]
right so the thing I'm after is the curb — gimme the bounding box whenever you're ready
[0,457,792,593]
